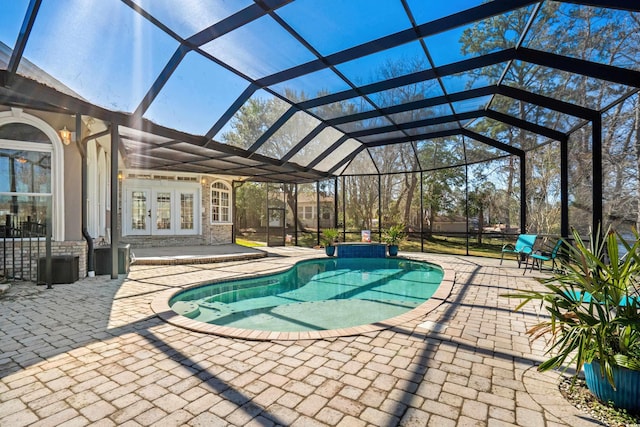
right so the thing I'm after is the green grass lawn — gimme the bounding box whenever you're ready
[401,235,506,259]
[236,234,511,259]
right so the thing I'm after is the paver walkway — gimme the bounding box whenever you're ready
[1,249,600,426]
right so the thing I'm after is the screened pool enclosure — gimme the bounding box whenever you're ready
[1,1,640,254]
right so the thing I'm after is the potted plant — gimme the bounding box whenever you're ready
[383,224,406,256]
[505,227,640,413]
[322,228,339,256]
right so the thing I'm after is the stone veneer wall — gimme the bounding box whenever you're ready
[205,224,233,245]
[119,224,233,248]
[1,240,87,282]
[200,177,233,246]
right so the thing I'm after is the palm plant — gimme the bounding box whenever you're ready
[383,224,406,246]
[321,228,339,246]
[505,227,640,389]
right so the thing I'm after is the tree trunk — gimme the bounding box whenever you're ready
[636,95,640,232]
[403,173,418,227]
[477,205,484,245]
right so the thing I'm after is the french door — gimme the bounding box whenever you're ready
[152,190,173,235]
[129,189,150,235]
[124,183,199,236]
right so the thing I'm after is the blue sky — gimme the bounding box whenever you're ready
[1,0,512,136]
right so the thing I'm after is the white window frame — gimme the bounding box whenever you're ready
[210,180,232,224]
[0,109,65,241]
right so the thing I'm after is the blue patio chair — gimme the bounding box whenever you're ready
[500,234,537,268]
[527,239,563,273]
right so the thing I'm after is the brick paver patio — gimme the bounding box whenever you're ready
[1,248,599,426]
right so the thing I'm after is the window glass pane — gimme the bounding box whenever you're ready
[211,182,230,223]
[131,0,252,39]
[0,195,49,236]
[201,15,315,80]
[180,193,194,230]
[321,207,331,220]
[0,123,50,143]
[0,149,51,193]
[131,191,147,230]
[144,51,250,135]
[156,192,171,230]
[21,0,177,112]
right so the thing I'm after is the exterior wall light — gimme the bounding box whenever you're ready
[59,126,72,145]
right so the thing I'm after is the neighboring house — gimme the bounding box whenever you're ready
[431,215,469,233]
[433,220,467,233]
[296,193,334,230]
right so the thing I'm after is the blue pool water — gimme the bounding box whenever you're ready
[170,258,444,332]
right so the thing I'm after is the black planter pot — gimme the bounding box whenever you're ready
[388,245,399,256]
[325,245,336,256]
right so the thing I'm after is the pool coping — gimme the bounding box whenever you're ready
[150,256,456,341]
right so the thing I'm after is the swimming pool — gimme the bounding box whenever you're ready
[169,257,444,333]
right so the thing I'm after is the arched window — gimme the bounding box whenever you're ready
[211,181,231,223]
[0,110,65,240]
